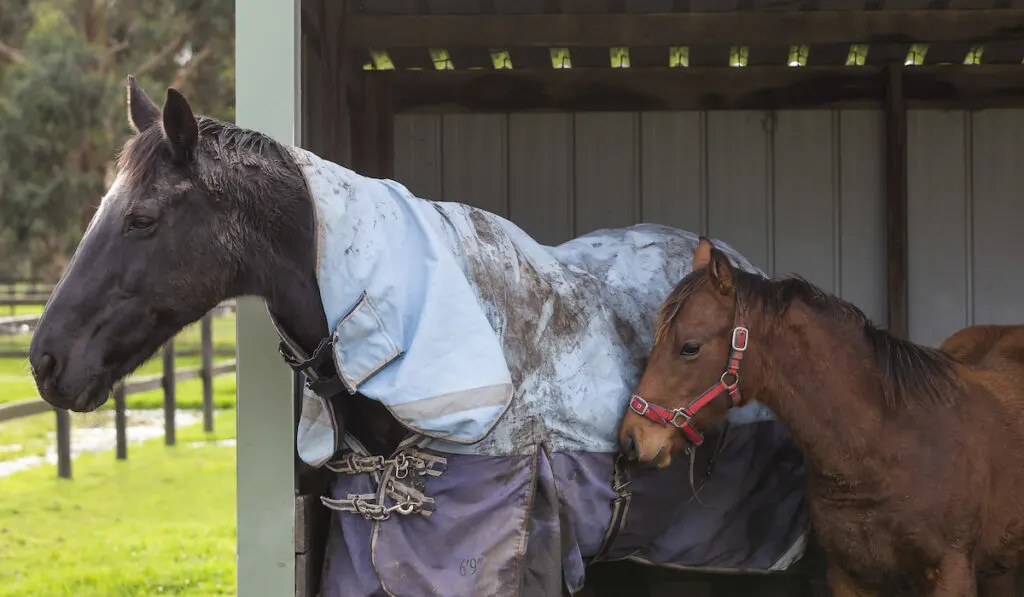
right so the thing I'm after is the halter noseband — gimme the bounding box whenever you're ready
[629,325,749,447]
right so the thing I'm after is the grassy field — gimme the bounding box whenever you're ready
[0,307,242,596]
[0,312,237,408]
[0,410,238,597]
[0,304,44,316]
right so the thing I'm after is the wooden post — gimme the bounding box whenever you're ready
[114,381,127,460]
[162,340,176,446]
[885,63,909,339]
[201,313,215,432]
[55,408,71,479]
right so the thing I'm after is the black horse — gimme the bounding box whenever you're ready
[29,76,404,457]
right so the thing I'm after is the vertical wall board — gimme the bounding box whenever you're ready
[772,110,838,292]
[574,113,640,236]
[907,110,969,348]
[971,110,1024,326]
[394,114,443,201]
[838,110,888,326]
[706,111,772,274]
[508,114,575,246]
[301,34,314,153]
[639,112,705,233]
[441,114,509,215]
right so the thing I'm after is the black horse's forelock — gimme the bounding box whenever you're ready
[114,116,313,290]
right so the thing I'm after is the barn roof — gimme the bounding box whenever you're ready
[300,2,1024,112]
[338,1,1024,69]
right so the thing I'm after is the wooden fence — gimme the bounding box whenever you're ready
[0,280,54,314]
[0,299,238,479]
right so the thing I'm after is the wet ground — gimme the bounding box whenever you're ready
[0,409,234,478]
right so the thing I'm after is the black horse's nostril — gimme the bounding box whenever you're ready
[34,353,57,381]
[623,432,640,461]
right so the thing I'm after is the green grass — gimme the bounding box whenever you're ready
[0,374,237,464]
[0,313,237,407]
[0,304,44,316]
[0,411,238,597]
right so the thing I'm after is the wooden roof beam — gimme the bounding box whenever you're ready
[343,10,1024,48]
[386,65,1024,112]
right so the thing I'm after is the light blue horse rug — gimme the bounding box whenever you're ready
[274,147,809,597]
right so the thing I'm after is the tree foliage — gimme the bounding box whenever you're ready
[0,0,235,280]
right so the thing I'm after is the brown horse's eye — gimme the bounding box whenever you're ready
[680,343,701,358]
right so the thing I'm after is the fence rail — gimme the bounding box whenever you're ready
[0,299,236,337]
[0,300,237,479]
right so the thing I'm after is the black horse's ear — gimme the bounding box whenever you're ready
[126,75,160,133]
[162,87,199,163]
[707,248,734,297]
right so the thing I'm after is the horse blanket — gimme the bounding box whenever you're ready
[277,147,809,597]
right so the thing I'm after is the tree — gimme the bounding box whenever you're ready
[0,0,235,280]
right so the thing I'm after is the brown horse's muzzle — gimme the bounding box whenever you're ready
[618,415,678,468]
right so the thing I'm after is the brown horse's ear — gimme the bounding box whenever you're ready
[162,87,199,163]
[693,236,714,269]
[707,248,734,297]
[126,75,160,133]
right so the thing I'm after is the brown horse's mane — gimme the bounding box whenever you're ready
[656,262,961,411]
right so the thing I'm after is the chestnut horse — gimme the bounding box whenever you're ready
[619,237,1024,597]
[941,324,1024,381]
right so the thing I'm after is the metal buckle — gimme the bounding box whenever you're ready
[669,409,692,429]
[630,394,649,416]
[720,370,739,388]
[731,326,749,351]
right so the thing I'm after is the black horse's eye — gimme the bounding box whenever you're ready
[127,217,155,232]
[680,342,701,358]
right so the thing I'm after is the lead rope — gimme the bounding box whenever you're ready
[686,420,731,507]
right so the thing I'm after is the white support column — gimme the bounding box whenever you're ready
[235,1,301,596]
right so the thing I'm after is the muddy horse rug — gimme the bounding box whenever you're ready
[275,147,809,597]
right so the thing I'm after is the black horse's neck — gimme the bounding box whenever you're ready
[229,146,406,456]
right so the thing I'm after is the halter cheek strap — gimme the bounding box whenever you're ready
[628,326,749,447]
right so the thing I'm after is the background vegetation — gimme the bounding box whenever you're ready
[0,0,236,279]
[1,4,241,593]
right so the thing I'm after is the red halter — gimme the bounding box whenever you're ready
[629,326,749,447]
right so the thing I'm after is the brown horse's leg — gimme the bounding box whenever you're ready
[977,569,1020,597]
[826,562,875,597]
[931,552,976,597]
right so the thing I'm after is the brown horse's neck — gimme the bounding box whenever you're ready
[742,303,887,477]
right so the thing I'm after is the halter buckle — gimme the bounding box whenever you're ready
[731,327,749,351]
[629,394,650,416]
[669,409,692,429]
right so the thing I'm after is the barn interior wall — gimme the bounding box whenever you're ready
[908,109,1024,348]
[393,110,890,330]
[391,108,1024,349]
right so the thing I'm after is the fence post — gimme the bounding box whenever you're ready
[55,408,72,479]
[201,313,215,432]
[115,381,127,460]
[163,340,176,446]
